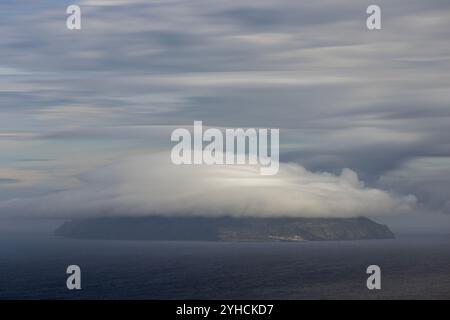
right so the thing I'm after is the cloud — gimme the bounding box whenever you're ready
[0,168,45,188]
[0,152,416,219]
[378,157,450,214]
[0,0,449,221]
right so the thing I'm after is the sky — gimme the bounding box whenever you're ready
[1,0,450,231]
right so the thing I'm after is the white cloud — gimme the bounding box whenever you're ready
[0,152,416,218]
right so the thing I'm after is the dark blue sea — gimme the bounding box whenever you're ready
[1,228,450,299]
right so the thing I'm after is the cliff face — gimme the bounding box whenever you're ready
[55,216,394,242]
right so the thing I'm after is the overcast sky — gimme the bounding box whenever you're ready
[1,0,450,230]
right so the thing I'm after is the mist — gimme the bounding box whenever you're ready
[0,152,416,219]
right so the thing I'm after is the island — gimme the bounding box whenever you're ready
[54,216,394,241]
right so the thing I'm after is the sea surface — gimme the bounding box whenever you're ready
[0,230,450,299]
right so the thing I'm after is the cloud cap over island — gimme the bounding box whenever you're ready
[0,152,416,219]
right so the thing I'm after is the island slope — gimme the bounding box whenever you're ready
[55,216,394,241]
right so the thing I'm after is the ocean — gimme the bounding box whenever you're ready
[1,230,450,299]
